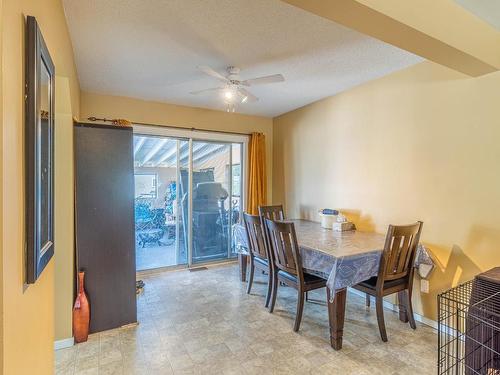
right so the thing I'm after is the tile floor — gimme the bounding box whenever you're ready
[55,263,437,374]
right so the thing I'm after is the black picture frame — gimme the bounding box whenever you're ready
[25,16,55,284]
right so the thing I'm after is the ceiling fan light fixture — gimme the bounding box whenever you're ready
[193,65,283,112]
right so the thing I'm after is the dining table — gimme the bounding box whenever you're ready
[233,219,434,350]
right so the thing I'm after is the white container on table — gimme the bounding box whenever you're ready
[319,212,337,229]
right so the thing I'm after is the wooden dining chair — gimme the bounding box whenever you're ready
[257,204,285,288]
[353,221,423,342]
[264,218,327,332]
[258,205,319,303]
[243,213,273,307]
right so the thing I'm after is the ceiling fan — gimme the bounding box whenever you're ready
[190,65,285,112]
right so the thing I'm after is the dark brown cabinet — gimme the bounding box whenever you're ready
[74,122,137,333]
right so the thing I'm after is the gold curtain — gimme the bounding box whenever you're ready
[247,132,267,215]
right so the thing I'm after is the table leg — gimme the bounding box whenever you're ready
[326,287,347,350]
[238,253,248,282]
[398,290,408,323]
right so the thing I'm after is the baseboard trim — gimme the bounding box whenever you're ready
[348,288,438,330]
[54,337,74,350]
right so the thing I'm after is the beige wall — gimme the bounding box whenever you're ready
[273,61,500,321]
[1,0,80,373]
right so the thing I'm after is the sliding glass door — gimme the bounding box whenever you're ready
[134,136,189,271]
[134,130,245,270]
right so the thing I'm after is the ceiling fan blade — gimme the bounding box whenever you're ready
[238,88,258,103]
[242,74,284,86]
[189,87,223,95]
[198,65,228,82]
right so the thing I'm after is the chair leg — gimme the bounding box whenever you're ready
[366,294,370,307]
[397,290,409,323]
[264,266,273,308]
[238,254,247,282]
[375,296,388,342]
[294,290,305,332]
[246,260,255,294]
[305,291,309,302]
[405,289,417,330]
[269,271,278,313]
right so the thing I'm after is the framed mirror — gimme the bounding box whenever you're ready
[25,16,55,284]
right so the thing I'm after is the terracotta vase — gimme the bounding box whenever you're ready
[73,271,90,343]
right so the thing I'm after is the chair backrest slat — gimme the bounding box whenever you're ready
[398,233,414,274]
[386,236,399,275]
[275,231,288,268]
[281,231,294,268]
[380,221,423,282]
[264,219,303,279]
[258,205,285,221]
[243,213,268,260]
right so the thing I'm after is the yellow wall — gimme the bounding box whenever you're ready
[273,61,500,320]
[0,0,4,369]
[1,0,80,373]
[54,77,75,342]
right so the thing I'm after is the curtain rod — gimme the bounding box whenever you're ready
[86,117,252,137]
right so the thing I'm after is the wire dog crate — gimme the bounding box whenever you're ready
[438,269,500,374]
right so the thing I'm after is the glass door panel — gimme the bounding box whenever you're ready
[134,135,188,270]
[191,141,231,263]
[176,140,190,265]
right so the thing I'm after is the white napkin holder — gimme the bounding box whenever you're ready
[332,214,355,231]
[332,221,355,232]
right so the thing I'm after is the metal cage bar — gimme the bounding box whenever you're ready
[438,278,500,375]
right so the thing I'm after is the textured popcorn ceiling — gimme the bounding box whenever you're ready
[63,0,423,117]
[454,0,500,31]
